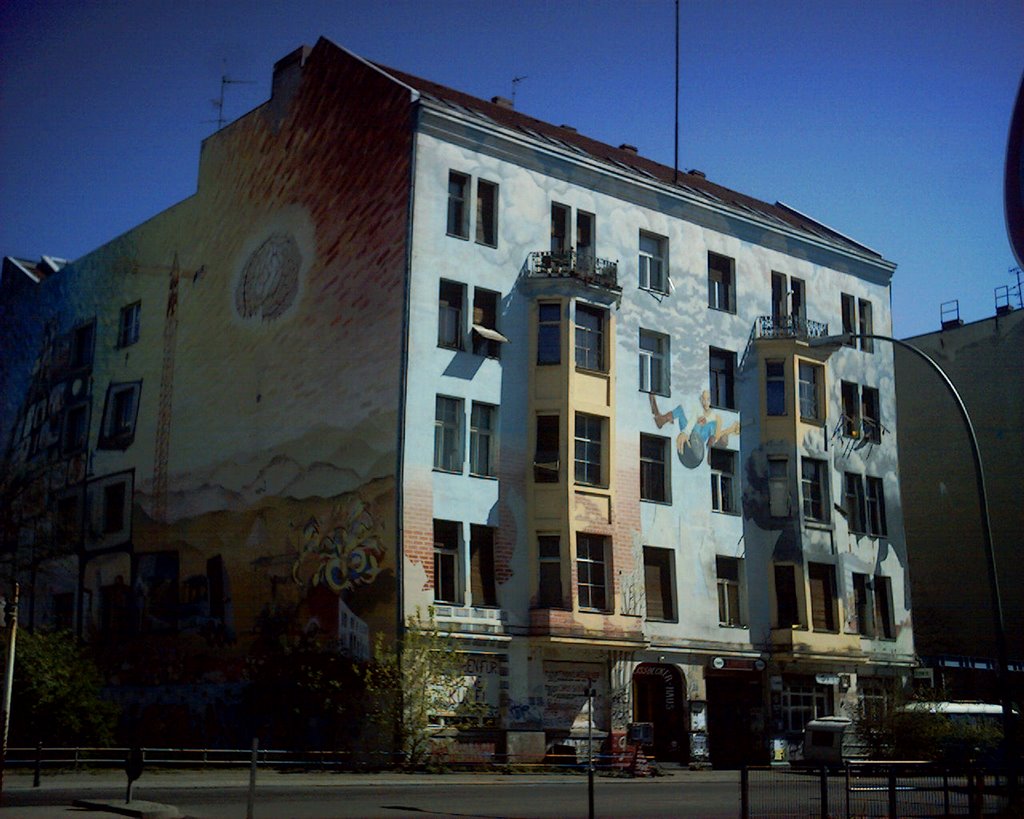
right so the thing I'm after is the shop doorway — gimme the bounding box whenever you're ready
[632,663,686,762]
[705,673,767,768]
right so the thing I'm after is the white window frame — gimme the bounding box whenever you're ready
[574,303,606,371]
[639,433,670,503]
[710,448,737,514]
[801,457,829,523]
[709,347,736,410]
[766,360,786,416]
[433,519,461,604]
[469,402,496,478]
[716,556,745,627]
[438,280,465,350]
[639,232,667,293]
[707,252,735,312]
[434,396,464,473]
[447,171,470,239]
[798,361,823,421]
[576,533,608,611]
[638,329,669,395]
[574,412,604,486]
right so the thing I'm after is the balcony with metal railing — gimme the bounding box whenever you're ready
[525,250,620,292]
[754,314,829,341]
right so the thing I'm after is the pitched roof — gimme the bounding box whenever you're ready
[376,62,882,260]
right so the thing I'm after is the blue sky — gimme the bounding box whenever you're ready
[1,0,1021,337]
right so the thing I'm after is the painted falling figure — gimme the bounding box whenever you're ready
[649,391,740,468]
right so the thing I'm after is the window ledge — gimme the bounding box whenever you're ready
[718,623,749,630]
[804,520,833,531]
[640,388,671,398]
[712,509,742,517]
[575,365,610,376]
[646,617,678,624]
[469,472,498,481]
[640,286,670,297]
[640,498,672,506]
[446,232,470,241]
[432,467,463,476]
[475,240,497,249]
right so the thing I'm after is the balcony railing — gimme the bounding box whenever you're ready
[754,314,829,341]
[526,250,620,291]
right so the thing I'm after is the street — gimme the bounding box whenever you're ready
[0,768,743,818]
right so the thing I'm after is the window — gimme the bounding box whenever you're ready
[99,382,141,449]
[639,330,669,395]
[861,387,881,443]
[644,547,675,621]
[798,361,822,421]
[710,448,737,513]
[56,493,81,547]
[538,534,563,607]
[434,396,463,472]
[470,403,496,477]
[438,280,465,350]
[551,203,570,252]
[537,302,562,364]
[574,304,605,370]
[766,360,786,416]
[63,403,89,454]
[640,434,670,503]
[707,252,735,312]
[118,302,140,347]
[534,415,560,482]
[639,232,667,293]
[709,347,736,409]
[768,458,790,517]
[475,179,498,246]
[801,458,829,523]
[716,556,744,627]
[781,682,833,733]
[577,211,595,261]
[774,564,801,627]
[771,272,805,323]
[469,524,497,606]
[844,472,867,534]
[841,293,856,344]
[576,533,607,610]
[841,381,860,437]
[874,575,894,638]
[103,481,127,534]
[865,476,887,537]
[853,573,871,636]
[574,413,604,486]
[808,562,837,631]
[71,321,96,369]
[791,278,806,321]
[471,288,505,358]
[858,299,874,352]
[447,171,470,238]
[433,519,460,603]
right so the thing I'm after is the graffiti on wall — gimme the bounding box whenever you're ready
[649,391,740,469]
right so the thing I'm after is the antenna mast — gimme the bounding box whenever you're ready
[210,67,256,131]
[511,75,528,108]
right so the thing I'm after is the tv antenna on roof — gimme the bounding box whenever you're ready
[511,75,528,108]
[208,67,256,132]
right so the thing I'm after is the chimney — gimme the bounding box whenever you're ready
[688,168,706,178]
[560,124,577,133]
[491,96,514,109]
[272,45,311,101]
[619,143,638,154]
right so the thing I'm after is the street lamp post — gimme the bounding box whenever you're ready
[809,331,1018,798]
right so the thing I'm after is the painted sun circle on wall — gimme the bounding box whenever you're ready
[234,233,302,321]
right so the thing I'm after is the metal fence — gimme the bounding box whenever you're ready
[742,762,1017,818]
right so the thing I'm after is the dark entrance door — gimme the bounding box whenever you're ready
[632,663,686,762]
[705,673,767,768]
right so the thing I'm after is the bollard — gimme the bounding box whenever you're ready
[819,766,829,818]
[247,737,258,819]
[33,741,41,788]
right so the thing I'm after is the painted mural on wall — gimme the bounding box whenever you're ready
[649,391,740,468]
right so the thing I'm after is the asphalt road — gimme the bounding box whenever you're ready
[0,768,744,818]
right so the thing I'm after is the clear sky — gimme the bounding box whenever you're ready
[1,0,1021,338]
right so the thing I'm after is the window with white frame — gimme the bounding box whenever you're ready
[766,360,786,416]
[576,533,608,610]
[640,433,670,503]
[707,251,735,312]
[639,232,667,293]
[447,172,470,239]
[801,457,829,523]
[709,347,736,409]
[470,402,496,477]
[433,519,460,603]
[710,448,737,513]
[574,413,604,486]
[797,361,823,421]
[438,280,465,350]
[434,396,463,472]
[840,293,874,352]
[781,681,833,733]
[768,457,790,517]
[574,303,606,370]
[644,546,675,621]
[98,382,141,449]
[471,288,505,358]
[117,302,141,348]
[716,556,744,626]
[639,329,669,394]
[538,534,563,607]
